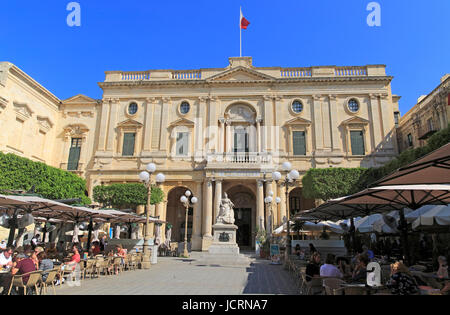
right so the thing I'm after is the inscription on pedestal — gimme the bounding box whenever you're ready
[219,232,230,243]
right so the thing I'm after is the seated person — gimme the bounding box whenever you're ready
[320,254,343,278]
[386,262,419,295]
[441,281,450,295]
[336,257,351,279]
[9,253,37,294]
[351,254,369,283]
[305,252,321,282]
[90,241,101,257]
[309,243,318,255]
[63,245,81,285]
[38,252,54,282]
[362,245,375,261]
[0,247,14,269]
[45,243,58,258]
[437,256,449,279]
[113,244,127,275]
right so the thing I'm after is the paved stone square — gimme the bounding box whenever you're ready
[52,252,298,295]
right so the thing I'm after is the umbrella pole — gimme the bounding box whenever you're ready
[398,208,410,265]
[350,218,356,255]
[7,210,18,247]
[86,218,93,252]
[128,223,132,239]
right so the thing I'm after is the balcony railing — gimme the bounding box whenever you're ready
[172,70,202,80]
[335,66,368,76]
[280,68,312,78]
[207,153,272,166]
[121,72,151,81]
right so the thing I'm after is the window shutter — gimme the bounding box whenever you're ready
[177,132,189,156]
[122,133,136,156]
[293,131,306,156]
[350,131,365,156]
[67,146,81,170]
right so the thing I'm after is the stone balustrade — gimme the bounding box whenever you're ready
[335,66,368,76]
[280,68,312,78]
[206,153,272,168]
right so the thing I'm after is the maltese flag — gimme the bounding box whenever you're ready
[240,8,250,29]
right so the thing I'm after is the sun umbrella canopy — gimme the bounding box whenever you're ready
[375,143,450,186]
[411,204,450,230]
[355,213,398,234]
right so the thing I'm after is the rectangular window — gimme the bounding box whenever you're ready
[350,131,365,156]
[407,134,413,147]
[234,129,249,153]
[122,133,136,156]
[67,138,82,170]
[176,132,189,156]
[427,118,434,132]
[292,131,306,156]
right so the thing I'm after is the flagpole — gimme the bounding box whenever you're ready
[240,7,242,57]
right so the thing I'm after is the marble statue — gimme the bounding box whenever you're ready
[216,193,235,225]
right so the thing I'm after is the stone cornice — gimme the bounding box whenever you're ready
[98,76,393,89]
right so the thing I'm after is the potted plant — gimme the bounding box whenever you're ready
[255,227,267,258]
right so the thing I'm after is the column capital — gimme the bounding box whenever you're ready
[256,118,263,124]
[328,94,337,101]
[145,97,158,104]
[198,96,207,103]
[313,95,323,101]
[369,93,378,100]
[162,97,172,104]
[219,117,227,124]
[111,98,120,104]
[263,95,272,101]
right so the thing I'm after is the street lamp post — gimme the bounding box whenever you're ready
[139,163,165,269]
[180,190,198,258]
[272,162,300,259]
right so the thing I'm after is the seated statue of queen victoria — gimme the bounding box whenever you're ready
[216,193,235,225]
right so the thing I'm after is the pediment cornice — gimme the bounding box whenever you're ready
[169,118,195,128]
[340,116,370,126]
[117,119,143,129]
[284,117,312,126]
[206,66,276,82]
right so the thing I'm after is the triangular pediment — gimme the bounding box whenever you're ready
[207,67,276,82]
[169,118,195,128]
[341,116,370,126]
[117,119,143,128]
[284,117,312,126]
[63,94,98,105]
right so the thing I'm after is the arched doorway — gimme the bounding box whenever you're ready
[166,187,193,243]
[226,185,256,249]
[289,188,316,216]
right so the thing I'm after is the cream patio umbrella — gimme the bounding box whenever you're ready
[410,204,450,230]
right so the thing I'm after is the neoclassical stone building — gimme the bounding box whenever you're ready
[0,57,400,250]
[396,74,449,153]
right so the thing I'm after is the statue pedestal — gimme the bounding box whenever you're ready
[208,224,239,255]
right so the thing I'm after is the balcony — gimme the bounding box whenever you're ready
[418,129,438,140]
[206,153,273,170]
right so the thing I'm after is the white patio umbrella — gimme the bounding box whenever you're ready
[355,214,399,234]
[405,205,436,224]
[411,204,450,230]
[114,225,121,239]
[273,221,344,234]
[155,224,161,246]
[72,224,80,243]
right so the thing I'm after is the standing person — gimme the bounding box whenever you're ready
[100,235,108,253]
[320,254,343,278]
[64,245,81,287]
[362,245,375,261]
[386,262,419,295]
[30,235,40,250]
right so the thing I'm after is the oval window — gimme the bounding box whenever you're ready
[292,100,304,114]
[128,103,138,115]
[180,102,190,115]
[348,99,359,113]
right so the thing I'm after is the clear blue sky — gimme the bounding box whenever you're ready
[1,0,449,114]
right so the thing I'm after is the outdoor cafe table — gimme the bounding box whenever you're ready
[340,283,387,295]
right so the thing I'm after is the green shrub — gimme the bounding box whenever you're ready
[0,152,90,204]
[93,183,164,209]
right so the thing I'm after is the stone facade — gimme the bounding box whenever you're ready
[396,74,450,152]
[0,57,401,250]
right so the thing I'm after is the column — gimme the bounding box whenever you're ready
[312,95,324,151]
[214,180,223,222]
[322,96,332,150]
[379,94,395,150]
[263,96,274,152]
[218,118,225,153]
[106,98,119,152]
[142,98,154,153]
[226,121,232,153]
[328,95,341,152]
[278,184,287,225]
[155,199,164,243]
[208,97,218,153]
[192,182,203,251]
[195,97,206,160]
[256,118,262,153]
[265,181,272,233]
[256,180,265,230]
[202,180,213,239]
[97,98,111,151]
[369,94,382,150]
[159,97,170,152]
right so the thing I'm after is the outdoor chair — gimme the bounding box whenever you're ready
[300,273,324,295]
[343,286,367,295]
[8,271,42,295]
[40,268,59,295]
[129,254,138,270]
[83,259,96,279]
[113,257,124,274]
[323,278,345,295]
[169,243,178,257]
